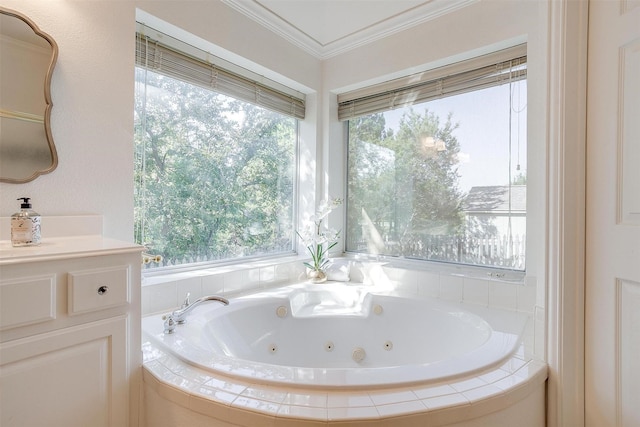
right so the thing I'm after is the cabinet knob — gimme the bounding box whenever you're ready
[97,285,109,295]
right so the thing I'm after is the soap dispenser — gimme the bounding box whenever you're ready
[11,197,41,247]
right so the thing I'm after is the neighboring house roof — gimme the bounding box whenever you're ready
[463,185,526,214]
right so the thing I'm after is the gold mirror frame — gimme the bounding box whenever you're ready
[0,7,58,183]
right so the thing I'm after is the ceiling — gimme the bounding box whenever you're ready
[222,0,477,59]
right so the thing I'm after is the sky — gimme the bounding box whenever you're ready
[383,80,527,193]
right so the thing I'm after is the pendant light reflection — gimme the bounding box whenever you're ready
[420,135,446,158]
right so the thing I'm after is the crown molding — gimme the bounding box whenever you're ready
[222,0,478,60]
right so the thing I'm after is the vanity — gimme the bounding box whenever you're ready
[0,224,142,426]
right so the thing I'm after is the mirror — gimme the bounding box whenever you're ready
[0,7,58,183]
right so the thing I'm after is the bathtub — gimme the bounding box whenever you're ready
[142,283,547,426]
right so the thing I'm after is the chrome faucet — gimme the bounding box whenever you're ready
[163,293,229,334]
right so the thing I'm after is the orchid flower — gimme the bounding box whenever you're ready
[298,197,343,272]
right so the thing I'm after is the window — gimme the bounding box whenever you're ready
[343,46,527,270]
[134,28,304,268]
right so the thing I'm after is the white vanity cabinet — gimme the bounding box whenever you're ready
[0,237,142,427]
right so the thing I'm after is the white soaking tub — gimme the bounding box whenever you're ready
[142,283,547,427]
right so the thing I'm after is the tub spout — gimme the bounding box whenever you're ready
[171,295,229,324]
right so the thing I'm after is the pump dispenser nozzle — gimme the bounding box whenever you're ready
[17,197,32,208]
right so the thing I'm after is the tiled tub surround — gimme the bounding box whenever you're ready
[141,258,537,318]
[143,342,546,426]
[141,270,546,426]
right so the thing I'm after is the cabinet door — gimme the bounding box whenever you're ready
[0,316,129,427]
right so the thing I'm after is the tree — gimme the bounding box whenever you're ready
[347,107,465,257]
[134,68,295,266]
[346,113,396,251]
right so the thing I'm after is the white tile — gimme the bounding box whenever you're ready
[534,306,546,360]
[173,362,216,384]
[247,268,261,287]
[231,395,281,415]
[499,357,527,374]
[277,404,327,421]
[289,261,307,282]
[283,391,327,407]
[161,371,199,397]
[142,360,163,384]
[327,392,374,408]
[190,385,238,405]
[259,266,276,287]
[478,368,509,384]
[440,275,464,301]
[272,263,291,284]
[450,377,487,392]
[204,377,248,395]
[522,321,535,357]
[362,263,389,286]
[400,270,419,294]
[240,386,288,404]
[158,355,190,375]
[143,281,178,314]
[463,277,489,305]
[412,384,457,399]
[383,267,418,294]
[224,270,248,294]
[422,392,469,410]
[375,400,427,417]
[142,342,165,363]
[381,266,403,281]
[201,273,224,295]
[492,373,527,391]
[517,283,536,313]
[328,405,379,420]
[489,281,518,310]
[417,271,440,298]
[461,384,504,403]
[513,360,547,380]
[369,390,418,406]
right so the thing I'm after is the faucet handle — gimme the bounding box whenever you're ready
[163,314,177,334]
[181,292,191,309]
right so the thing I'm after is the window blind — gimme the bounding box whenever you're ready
[135,31,305,119]
[338,44,526,121]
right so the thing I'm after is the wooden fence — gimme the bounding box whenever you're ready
[348,233,526,270]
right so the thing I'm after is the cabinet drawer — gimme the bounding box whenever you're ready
[68,266,130,315]
[0,275,56,330]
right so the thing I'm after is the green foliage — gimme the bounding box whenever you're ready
[134,69,295,266]
[347,108,465,256]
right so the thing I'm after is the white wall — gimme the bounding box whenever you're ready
[0,0,321,241]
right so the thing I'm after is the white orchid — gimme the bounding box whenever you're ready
[313,197,343,223]
[298,197,343,273]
